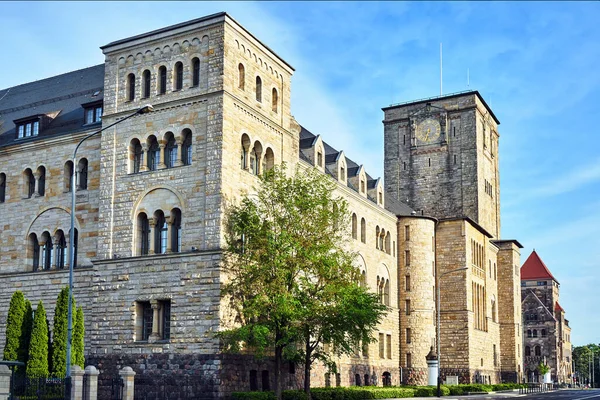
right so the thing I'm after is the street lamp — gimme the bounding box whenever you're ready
[437,266,469,397]
[65,104,153,378]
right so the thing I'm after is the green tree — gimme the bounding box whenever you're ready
[51,287,75,377]
[573,344,600,386]
[3,291,27,362]
[17,300,33,374]
[26,301,49,377]
[220,165,387,400]
[73,306,85,368]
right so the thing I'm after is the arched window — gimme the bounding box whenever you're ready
[0,173,6,203]
[165,133,177,168]
[64,161,73,192]
[385,232,391,254]
[29,233,39,271]
[541,329,546,337]
[375,226,380,249]
[192,58,200,87]
[181,129,192,166]
[137,213,150,256]
[533,329,538,338]
[131,139,143,173]
[491,297,497,322]
[56,230,67,269]
[384,279,390,306]
[382,372,391,387]
[142,70,151,98]
[351,214,357,239]
[174,62,183,91]
[158,66,167,95]
[355,374,361,386]
[535,346,541,356]
[263,148,274,174]
[154,211,168,254]
[78,158,88,190]
[255,76,262,102]
[37,166,46,196]
[148,136,160,171]
[272,88,278,113]
[127,73,135,101]
[527,329,532,338]
[238,64,245,90]
[361,270,366,288]
[41,231,53,270]
[171,208,182,253]
[360,218,366,243]
[250,141,262,176]
[241,134,250,170]
[69,228,79,268]
[24,169,34,198]
[525,346,531,356]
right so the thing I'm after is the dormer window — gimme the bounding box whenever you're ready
[340,166,345,181]
[360,179,365,193]
[16,118,40,139]
[378,192,383,204]
[317,151,323,167]
[84,104,103,124]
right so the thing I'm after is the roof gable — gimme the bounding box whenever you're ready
[521,250,558,283]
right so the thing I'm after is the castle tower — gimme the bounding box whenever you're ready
[383,92,500,238]
[521,251,572,384]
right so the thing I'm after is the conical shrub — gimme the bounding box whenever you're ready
[27,301,48,377]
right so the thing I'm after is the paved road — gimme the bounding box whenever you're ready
[407,389,600,400]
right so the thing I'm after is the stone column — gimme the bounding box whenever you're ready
[165,216,173,253]
[158,141,167,169]
[140,144,149,172]
[175,138,184,167]
[38,238,47,269]
[33,171,41,197]
[0,365,10,400]
[148,218,157,255]
[70,365,84,400]
[119,367,136,400]
[84,366,100,400]
[148,300,160,342]
[75,165,81,191]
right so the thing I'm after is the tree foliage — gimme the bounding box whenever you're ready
[3,291,27,362]
[573,344,599,385]
[27,301,49,377]
[220,165,388,399]
[51,287,75,377]
[73,306,85,368]
[18,300,34,374]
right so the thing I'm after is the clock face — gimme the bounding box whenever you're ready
[416,118,441,143]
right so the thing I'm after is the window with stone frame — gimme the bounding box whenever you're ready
[165,133,178,168]
[135,299,171,342]
[84,103,102,124]
[406,328,411,344]
[360,218,366,243]
[386,334,392,359]
[142,70,151,98]
[351,213,357,240]
[137,212,151,256]
[154,210,168,254]
[192,58,200,87]
[147,136,160,171]
[158,66,167,95]
[0,173,5,203]
[131,139,144,173]
[16,117,40,139]
[174,62,183,91]
[126,73,135,101]
[77,158,88,190]
[255,76,262,102]
[379,333,385,358]
[406,353,412,368]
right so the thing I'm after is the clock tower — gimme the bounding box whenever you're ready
[383,91,500,238]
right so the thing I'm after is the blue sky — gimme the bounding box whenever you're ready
[0,2,598,346]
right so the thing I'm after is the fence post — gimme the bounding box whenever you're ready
[119,367,136,400]
[0,365,10,400]
[84,366,99,400]
[71,365,85,400]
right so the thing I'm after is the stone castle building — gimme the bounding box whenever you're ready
[0,12,529,396]
[521,250,572,384]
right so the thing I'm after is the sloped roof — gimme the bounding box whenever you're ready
[521,250,559,283]
[0,64,105,148]
[555,302,564,312]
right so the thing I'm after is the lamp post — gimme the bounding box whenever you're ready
[65,104,153,378]
[436,266,469,397]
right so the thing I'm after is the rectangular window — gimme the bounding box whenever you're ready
[84,105,103,124]
[135,299,171,341]
[405,250,410,266]
[405,275,411,291]
[16,119,40,139]
[379,333,384,358]
[406,353,412,368]
[405,225,410,241]
[405,299,411,315]
[406,328,411,344]
[386,334,392,359]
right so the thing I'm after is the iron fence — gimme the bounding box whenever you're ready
[9,374,68,400]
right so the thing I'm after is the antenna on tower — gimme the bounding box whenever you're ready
[440,43,443,96]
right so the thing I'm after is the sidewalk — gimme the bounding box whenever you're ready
[386,389,544,400]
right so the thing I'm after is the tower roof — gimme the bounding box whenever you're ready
[555,302,564,312]
[521,250,559,283]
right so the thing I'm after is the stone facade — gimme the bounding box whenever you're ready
[0,11,529,398]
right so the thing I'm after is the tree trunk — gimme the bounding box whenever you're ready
[275,330,283,400]
[304,336,312,400]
